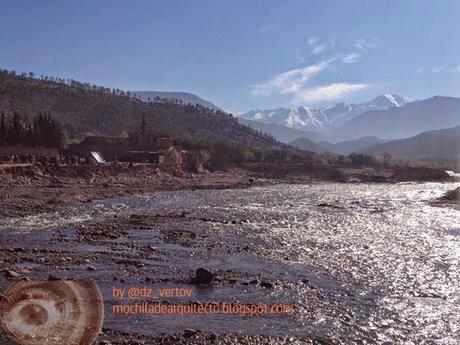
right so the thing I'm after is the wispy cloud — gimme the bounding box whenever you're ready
[353,35,380,51]
[310,44,327,55]
[341,52,361,64]
[294,83,369,104]
[454,64,460,73]
[252,35,377,104]
[251,59,333,97]
[307,37,334,55]
[251,58,369,104]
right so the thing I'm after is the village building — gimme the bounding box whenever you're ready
[67,133,185,171]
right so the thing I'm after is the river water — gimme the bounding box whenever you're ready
[96,182,459,344]
[1,182,459,344]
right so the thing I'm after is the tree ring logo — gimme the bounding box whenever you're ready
[0,280,104,345]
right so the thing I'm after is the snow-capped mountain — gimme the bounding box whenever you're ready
[240,94,414,133]
[367,94,412,109]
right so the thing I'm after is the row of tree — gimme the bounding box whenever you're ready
[0,68,132,98]
[0,112,66,149]
[197,145,403,170]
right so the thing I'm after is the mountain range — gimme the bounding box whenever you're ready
[289,136,387,155]
[362,124,460,160]
[237,118,351,143]
[240,94,413,133]
[290,124,460,162]
[133,91,460,161]
[337,96,460,139]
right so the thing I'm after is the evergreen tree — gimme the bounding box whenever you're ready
[0,112,5,146]
[140,114,146,133]
[8,112,22,145]
[46,117,65,149]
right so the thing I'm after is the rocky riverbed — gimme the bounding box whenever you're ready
[1,180,459,344]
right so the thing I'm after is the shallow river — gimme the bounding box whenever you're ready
[2,182,460,344]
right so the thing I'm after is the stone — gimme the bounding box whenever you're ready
[192,268,214,285]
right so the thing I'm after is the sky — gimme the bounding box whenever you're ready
[1,0,460,114]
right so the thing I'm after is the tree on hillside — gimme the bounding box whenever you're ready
[349,153,379,167]
[7,112,23,145]
[45,117,66,149]
[0,113,5,146]
[140,114,146,133]
[0,111,65,149]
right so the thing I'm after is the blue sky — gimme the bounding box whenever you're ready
[1,0,460,113]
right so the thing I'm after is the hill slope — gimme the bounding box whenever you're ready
[238,118,311,143]
[337,96,460,139]
[289,136,386,155]
[319,136,387,155]
[362,125,460,160]
[0,70,279,149]
[238,118,351,144]
[288,137,328,153]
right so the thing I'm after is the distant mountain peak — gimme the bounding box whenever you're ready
[369,94,413,109]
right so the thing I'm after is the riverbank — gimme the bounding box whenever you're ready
[0,164,261,219]
[0,163,454,219]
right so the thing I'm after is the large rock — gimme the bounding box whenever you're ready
[191,268,214,285]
